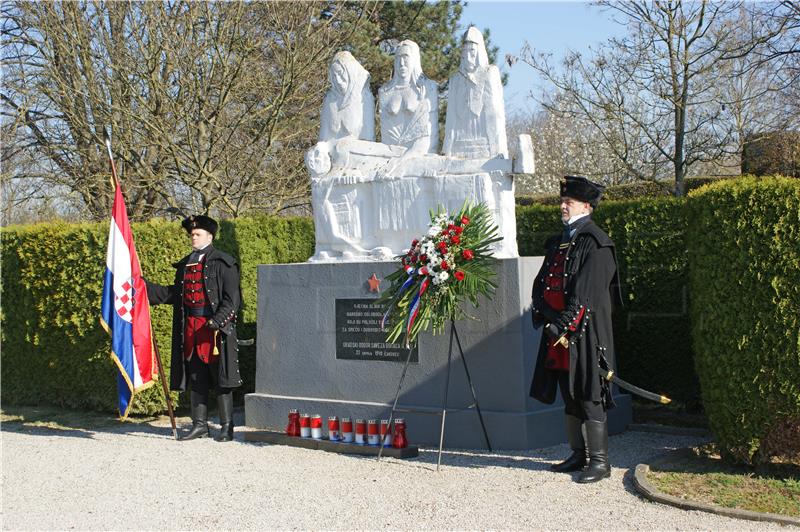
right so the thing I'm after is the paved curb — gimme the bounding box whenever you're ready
[633,449,800,528]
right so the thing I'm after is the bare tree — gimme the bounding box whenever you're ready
[1,1,381,221]
[730,1,800,121]
[519,1,791,195]
[509,100,636,196]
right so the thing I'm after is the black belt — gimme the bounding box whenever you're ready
[185,306,213,317]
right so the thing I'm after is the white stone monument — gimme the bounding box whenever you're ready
[307,32,525,262]
[379,40,439,156]
[319,51,375,143]
[514,134,536,174]
[443,26,507,160]
[247,32,631,450]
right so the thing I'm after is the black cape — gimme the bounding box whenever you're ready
[146,246,243,391]
[529,219,622,407]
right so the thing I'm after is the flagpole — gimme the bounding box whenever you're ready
[151,330,179,440]
[104,129,179,440]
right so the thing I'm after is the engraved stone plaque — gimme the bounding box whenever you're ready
[335,298,418,362]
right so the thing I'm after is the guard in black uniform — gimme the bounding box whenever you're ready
[530,176,622,482]
[147,215,243,442]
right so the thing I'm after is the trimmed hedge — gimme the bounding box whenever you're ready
[3,203,697,414]
[687,176,800,464]
[517,198,698,404]
[0,216,313,415]
[516,176,737,206]
[7,179,796,442]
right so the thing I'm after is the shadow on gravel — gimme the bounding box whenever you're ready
[0,417,176,441]
[0,406,252,442]
[338,442,564,473]
[621,467,644,498]
[1,405,187,441]
[345,449,557,473]
[344,430,712,479]
[1,422,96,440]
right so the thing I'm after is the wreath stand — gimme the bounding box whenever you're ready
[377,320,492,470]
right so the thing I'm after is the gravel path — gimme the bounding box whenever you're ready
[2,415,791,531]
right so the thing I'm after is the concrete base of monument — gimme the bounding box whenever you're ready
[244,258,633,450]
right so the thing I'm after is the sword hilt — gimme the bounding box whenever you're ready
[552,333,568,349]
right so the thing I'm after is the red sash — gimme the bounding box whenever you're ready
[543,246,569,371]
[182,260,218,363]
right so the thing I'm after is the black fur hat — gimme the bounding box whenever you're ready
[181,215,219,236]
[560,175,605,208]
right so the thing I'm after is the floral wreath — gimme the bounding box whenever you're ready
[379,202,502,347]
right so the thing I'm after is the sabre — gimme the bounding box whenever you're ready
[549,333,671,404]
[601,368,671,404]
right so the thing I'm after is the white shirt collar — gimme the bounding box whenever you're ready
[567,213,591,226]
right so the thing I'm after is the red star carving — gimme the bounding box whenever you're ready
[367,273,381,292]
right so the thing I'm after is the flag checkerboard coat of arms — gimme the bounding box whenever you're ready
[100,182,158,417]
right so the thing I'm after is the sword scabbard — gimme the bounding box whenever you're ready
[601,368,671,404]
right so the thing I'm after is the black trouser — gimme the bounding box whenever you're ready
[188,355,231,397]
[558,371,606,422]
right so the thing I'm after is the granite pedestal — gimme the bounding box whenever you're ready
[245,258,632,450]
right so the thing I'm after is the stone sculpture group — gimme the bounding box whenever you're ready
[307,27,533,262]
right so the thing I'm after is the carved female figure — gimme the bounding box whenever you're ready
[443,27,507,159]
[320,51,375,142]
[378,40,438,155]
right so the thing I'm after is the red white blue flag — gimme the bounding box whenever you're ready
[100,182,157,417]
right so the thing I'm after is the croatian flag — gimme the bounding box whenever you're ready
[100,182,157,417]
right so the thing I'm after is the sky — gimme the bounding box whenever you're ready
[459,1,626,116]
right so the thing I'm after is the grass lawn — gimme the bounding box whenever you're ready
[648,445,800,517]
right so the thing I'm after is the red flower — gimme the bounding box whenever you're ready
[441,260,450,270]
[462,249,474,260]
[454,226,463,235]
[454,270,466,281]
[420,254,428,263]
[411,239,419,247]
[451,235,460,245]
[461,215,470,225]
[437,241,448,253]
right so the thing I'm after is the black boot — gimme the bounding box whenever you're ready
[181,391,210,441]
[551,415,587,472]
[577,420,610,483]
[214,392,234,442]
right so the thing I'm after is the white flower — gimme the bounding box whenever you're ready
[421,241,435,255]
[427,225,441,237]
[428,252,441,267]
[432,274,442,285]
[437,271,449,283]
